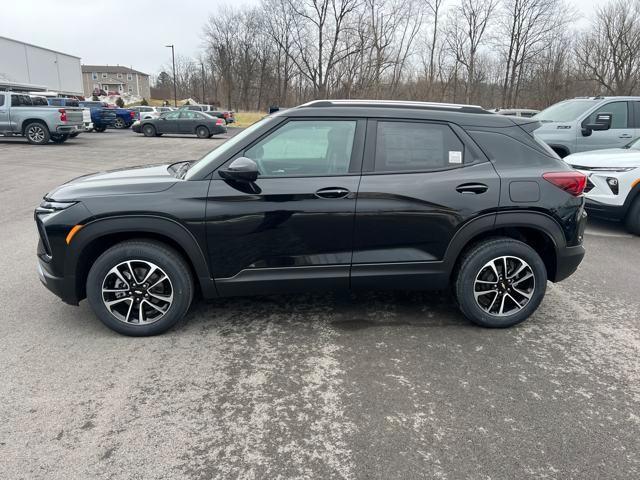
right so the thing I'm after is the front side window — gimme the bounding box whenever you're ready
[374,121,464,172]
[245,120,357,177]
[11,95,32,107]
[586,102,628,129]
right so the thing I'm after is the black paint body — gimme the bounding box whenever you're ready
[36,103,586,305]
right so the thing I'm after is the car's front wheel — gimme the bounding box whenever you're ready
[455,238,547,328]
[86,241,194,336]
[625,197,640,235]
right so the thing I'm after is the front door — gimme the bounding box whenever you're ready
[206,118,365,296]
[0,95,9,132]
[577,101,635,152]
[351,119,500,289]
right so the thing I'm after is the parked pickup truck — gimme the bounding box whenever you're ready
[106,106,135,129]
[47,97,93,135]
[0,92,84,145]
[78,101,117,132]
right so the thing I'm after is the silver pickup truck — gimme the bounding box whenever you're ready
[0,92,84,145]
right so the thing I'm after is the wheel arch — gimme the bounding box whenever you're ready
[445,211,564,282]
[21,118,50,134]
[67,216,217,301]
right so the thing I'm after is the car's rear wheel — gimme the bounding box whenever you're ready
[114,117,126,129]
[94,126,106,133]
[196,126,210,138]
[143,124,157,137]
[625,197,640,235]
[50,134,69,144]
[86,241,194,336]
[455,238,547,328]
[69,132,80,138]
[24,121,50,145]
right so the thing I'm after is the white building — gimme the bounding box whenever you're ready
[0,36,83,95]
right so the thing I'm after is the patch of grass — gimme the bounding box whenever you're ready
[233,111,266,128]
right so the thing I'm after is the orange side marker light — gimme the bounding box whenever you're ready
[66,225,84,245]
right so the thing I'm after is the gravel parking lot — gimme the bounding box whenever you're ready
[1,129,639,480]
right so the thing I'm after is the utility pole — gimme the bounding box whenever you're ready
[201,62,206,104]
[165,44,177,107]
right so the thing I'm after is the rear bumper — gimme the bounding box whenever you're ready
[37,258,78,305]
[56,124,83,134]
[554,244,585,282]
[584,198,626,220]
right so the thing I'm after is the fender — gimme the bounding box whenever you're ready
[65,215,217,299]
[442,210,564,270]
[623,180,640,211]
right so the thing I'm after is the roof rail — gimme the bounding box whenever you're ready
[300,99,489,114]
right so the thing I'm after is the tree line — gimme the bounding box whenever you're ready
[152,0,640,111]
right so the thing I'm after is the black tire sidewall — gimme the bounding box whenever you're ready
[25,122,50,145]
[625,198,640,235]
[456,239,547,328]
[86,242,193,336]
[143,124,156,137]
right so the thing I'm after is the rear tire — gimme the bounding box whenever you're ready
[455,238,547,328]
[94,126,106,133]
[69,132,80,138]
[143,124,157,137]
[625,197,640,235]
[24,121,50,145]
[114,117,126,129]
[86,240,194,336]
[196,126,210,138]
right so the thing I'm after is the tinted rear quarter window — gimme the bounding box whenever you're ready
[374,121,465,172]
[468,130,556,168]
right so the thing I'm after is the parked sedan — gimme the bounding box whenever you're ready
[132,110,227,138]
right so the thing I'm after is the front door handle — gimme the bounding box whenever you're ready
[619,134,633,138]
[315,187,350,199]
[456,183,488,195]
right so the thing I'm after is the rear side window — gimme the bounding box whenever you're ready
[374,121,464,172]
[0,95,4,107]
[469,130,553,167]
[49,99,62,106]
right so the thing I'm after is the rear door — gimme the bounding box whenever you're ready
[0,94,9,132]
[178,110,199,133]
[352,119,500,289]
[577,101,635,152]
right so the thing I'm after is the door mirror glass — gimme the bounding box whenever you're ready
[219,157,259,183]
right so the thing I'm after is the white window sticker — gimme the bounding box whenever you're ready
[449,151,463,164]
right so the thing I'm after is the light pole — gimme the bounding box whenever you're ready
[201,62,206,104]
[165,44,177,107]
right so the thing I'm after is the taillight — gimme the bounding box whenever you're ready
[543,171,587,196]
[216,118,224,125]
[59,109,67,122]
[130,111,135,118]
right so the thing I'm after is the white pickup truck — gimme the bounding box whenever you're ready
[0,92,84,145]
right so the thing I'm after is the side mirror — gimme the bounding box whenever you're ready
[219,157,259,183]
[582,112,612,136]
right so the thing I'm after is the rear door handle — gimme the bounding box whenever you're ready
[619,134,633,138]
[315,187,350,199]
[456,183,488,195]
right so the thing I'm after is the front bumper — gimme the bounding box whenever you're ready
[37,257,79,305]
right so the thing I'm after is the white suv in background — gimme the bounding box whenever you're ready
[565,138,640,234]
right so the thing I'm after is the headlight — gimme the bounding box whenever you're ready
[37,200,77,213]
[586,167,636,172]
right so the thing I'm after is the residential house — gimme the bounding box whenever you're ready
[81,65,150,98]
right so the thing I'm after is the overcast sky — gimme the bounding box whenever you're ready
[2,0,601,79]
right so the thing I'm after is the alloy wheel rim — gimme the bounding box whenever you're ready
[101,260,173,325]
[29,126,45,142]
[473,256,535,317]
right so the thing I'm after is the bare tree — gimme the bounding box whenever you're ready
[576,0,640,95]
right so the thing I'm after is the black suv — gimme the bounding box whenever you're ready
[35,100,587,336]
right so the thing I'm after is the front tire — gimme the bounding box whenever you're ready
[455,238,547,328]
[86,241,194,336]
[143,124,157,137]
[625,197,640,235]
[24,121,50,145]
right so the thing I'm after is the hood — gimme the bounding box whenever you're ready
[46,164,177,201]
[564,148,640,168]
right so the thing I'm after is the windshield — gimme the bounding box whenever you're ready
[533,100,599,123]
[185,116,274,180]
